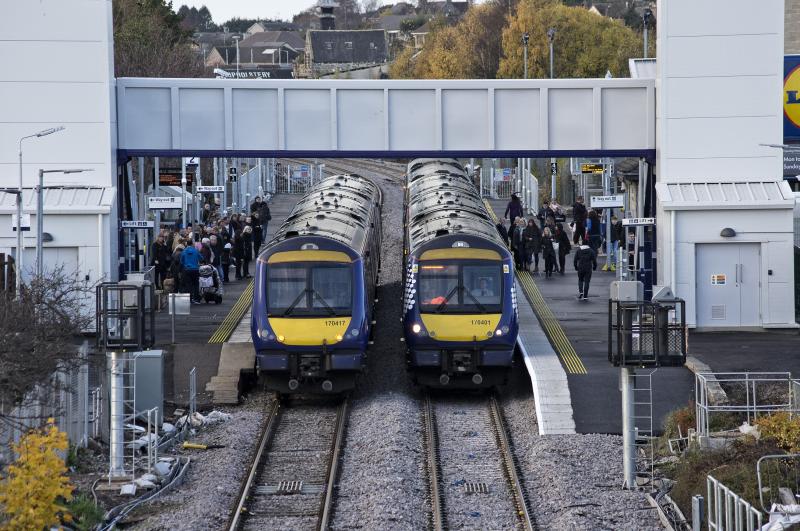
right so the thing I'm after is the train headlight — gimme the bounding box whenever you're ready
[277,335,285,342]
[501,326,510,334]
[350,329,359,336]
[335,334,343,341]
[412,323,422,334]
[495,329,503,336]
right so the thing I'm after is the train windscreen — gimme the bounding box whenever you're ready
[267,263,352,317]
[418,261,502,314]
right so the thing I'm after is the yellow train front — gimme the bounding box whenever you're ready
[403,159,519,389]
[252,174,382,394]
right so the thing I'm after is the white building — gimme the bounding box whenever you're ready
[0,0,118,286]
[655,0,797,328]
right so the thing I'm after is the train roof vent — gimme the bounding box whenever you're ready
[449,212,458,218]
[316,214,325,220]
[435,229,449,237]
[350,213,363,222]
[285,230,299,238]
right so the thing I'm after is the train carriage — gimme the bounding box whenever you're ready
[403,158,519,388]
[252,173,382,394]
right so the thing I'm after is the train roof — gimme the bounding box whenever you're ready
[267,173,381,253]
[406,159,506,253]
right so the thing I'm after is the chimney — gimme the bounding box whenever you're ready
[318,0,339,30]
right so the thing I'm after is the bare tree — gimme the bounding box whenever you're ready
[0,266,97,424]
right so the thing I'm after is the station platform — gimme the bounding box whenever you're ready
[162,194,300,407]
[687,329,800,375]
[486,198,695,434]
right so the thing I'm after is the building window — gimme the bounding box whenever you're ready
[344,41,353,49]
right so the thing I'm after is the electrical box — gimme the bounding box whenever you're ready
[610,280,644,302]
[134,350,163,425]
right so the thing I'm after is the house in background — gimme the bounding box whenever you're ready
[304,29,388,77]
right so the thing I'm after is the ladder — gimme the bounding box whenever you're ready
[632,369,656,487]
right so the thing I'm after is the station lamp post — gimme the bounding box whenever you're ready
[36,168,93,280]
[642,8,653,58]
[16,126,65,299]
[522,32,529,79]
[232,35,241,77]
[547,28,557,200]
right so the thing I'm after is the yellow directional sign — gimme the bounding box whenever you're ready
[581,163,604,174]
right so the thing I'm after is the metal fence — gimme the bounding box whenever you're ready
[0,346,92,465]
[707,475,763,531]
[757,453,800,513]
[276,163,322,194]
[695,372,800,437]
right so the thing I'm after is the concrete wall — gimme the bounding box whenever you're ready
[656,0,784,182]
[0,0,117,283]
[656,0,796,327]
[787,0,800,53]
[670,209,796,327]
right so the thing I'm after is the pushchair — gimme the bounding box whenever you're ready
[198,264,222,304]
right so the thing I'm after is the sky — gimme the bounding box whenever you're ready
[175,0,374,25]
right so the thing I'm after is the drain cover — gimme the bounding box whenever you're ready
[464,482,489,494]
[276,480,303,494]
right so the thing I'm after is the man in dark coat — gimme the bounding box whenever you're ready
[523,218,542,273]
[258,200,271,240]
[150,234,170,290]
[573,240,597,301]
[554,223,572,275]
[572,196,588,244]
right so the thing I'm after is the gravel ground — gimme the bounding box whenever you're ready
[500,361,662,530]
[432,397,519,529]
[329,162,429,531]
[129,393,272,531]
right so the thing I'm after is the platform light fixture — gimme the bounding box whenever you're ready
[16,125,66,299]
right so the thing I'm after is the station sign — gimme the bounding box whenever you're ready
[183,157,198,167]
[622,217,655,226]
[121,220,155,229]
[198,185,225,193]
[300,164,309,178]
[581,163,604,174]
[159,169,194,187]
[148,196,182,210]
[11,214,31,232]
[550,161,558,175]
[229,167,238,182]
[590,194,624,208]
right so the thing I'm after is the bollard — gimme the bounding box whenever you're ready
[691,494,704,531]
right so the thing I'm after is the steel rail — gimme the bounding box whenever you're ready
[228,398,281,531]
[488,394,536,531]
[423,394,445,531]
[318,398,349,531]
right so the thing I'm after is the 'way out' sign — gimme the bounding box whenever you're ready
[590,194,624,208]
[148,196,181,210]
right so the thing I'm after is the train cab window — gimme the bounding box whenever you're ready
[267,263,352,316]
[464,265,502,306]
[418,262,502,313]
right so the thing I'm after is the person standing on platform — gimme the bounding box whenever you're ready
[504,194,523,231]
[541,227,556,278]
[221,242,232,283]
[523,218,542,273]
[252,214,263,253]
[258,199,271,239]
[232,230,244,280]
[510,217,525,270]
[242,225,253,279]
[586,210,603,252]
[554,223,571,275]
[180,242,202,303]
[571,196,587,244]
[604,215,623,272]
[150,234,169,290]
[537,200,551,231]
[574,239,597,301]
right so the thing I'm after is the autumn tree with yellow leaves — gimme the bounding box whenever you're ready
[390,0,644,80]
[0,420,74,530]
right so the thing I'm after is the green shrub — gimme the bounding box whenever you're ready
[67,493,105,531]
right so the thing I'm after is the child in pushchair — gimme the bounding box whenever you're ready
[198,260,222,304]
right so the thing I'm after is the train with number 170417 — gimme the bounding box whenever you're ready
[251,173,382,395]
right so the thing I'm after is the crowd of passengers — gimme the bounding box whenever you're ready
[148,196,272,305]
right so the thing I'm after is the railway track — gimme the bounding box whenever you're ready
[423,393,535,531]
[228,397,349,531]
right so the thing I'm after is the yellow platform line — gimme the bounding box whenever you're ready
[208,280,254,344]
[483,199,588,375]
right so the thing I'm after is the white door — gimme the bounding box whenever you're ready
[695,243,761,327]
